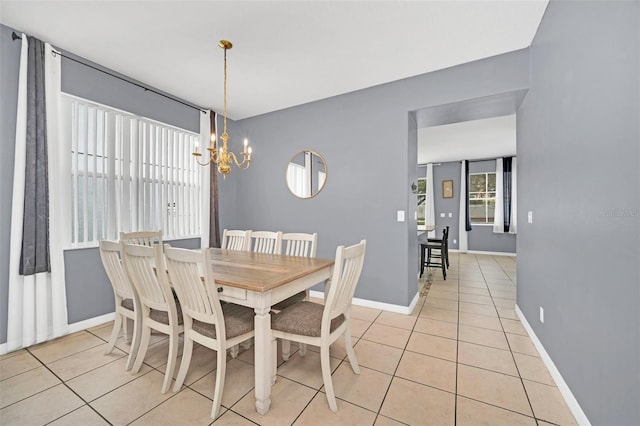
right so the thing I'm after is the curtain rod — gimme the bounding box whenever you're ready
[11,31,206,114]
[418,155,516,166]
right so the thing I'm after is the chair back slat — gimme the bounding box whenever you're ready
[99,240,134,300]
[221,229,251,251]
[121,243,173,312]
[282,232,317,257]
[164,246,226,338]
[324,240,366,325]
[250,231,283,254]
[120,230,162,247]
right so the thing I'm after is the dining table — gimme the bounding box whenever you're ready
[208,248,335,415]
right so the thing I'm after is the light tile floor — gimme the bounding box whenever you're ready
[0,253,578,425]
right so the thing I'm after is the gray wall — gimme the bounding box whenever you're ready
[65,238,200,323]
[221,49,529,306]
[61,50,200,133]
[0,25,21,345]
[517,1,640,424]
[418,160,517,254]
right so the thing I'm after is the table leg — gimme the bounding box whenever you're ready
[254,306,272,415]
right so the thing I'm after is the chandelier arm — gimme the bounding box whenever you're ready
[229,151,248,168]
[194,156,212,167]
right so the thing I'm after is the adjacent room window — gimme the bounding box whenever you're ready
[63,94,202,246]
[416,178,427,229]
[469,172,496,224]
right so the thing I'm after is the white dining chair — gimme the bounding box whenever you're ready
[270,239,366,412]
[249,231,282,254]
[282,232,317,257]
[221,229,251,251]
[274,232,318,360]
[98,240,141,371]
[120,242,183,394]
[165,245,255,419]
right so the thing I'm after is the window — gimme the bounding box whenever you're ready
[469,172,496,224]
[416,178,427,228]
[63,95,202,246]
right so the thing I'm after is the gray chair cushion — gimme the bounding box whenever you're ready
[192,303,255,339]
[271,301,344,337]
[149,300,184,325]
[121,298,134,311]
[271,291,306,312]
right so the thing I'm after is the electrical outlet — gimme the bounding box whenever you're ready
[539,306,544,323]
[453,239,457,244]
[528,211,533,224]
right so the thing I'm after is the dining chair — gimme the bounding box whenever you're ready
[164,245,255,419]
[282,232,318,257]
[428,225,450,269]
[98,240,141,371]
[120,242,183,394]
[221,229,251,251]
[249,230,282,254]
[421,226,449,280]
[273,232,318,360]
[270,239,366,412]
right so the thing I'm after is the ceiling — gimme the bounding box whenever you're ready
[1,1,548,120]
[418,114,516,164]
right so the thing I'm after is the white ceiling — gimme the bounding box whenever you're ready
[1,1,548,120]
[418,114,516,164]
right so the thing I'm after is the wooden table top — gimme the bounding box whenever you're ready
[209,248,335,292]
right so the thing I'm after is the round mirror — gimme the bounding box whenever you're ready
[286,150,327,198]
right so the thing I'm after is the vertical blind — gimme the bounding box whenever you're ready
[63,95,202,246]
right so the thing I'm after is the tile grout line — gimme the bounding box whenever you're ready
[488,253,540,425]
[23,346,115,426]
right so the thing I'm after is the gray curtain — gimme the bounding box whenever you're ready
[20,36,50,275]
[209,111,221,248]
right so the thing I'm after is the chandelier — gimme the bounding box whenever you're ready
[193,40,252,177]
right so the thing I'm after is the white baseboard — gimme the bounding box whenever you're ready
[466,250,516,256]
[0,313,115,355]
[515,305,591,426]
[309,290,419,315]
[66,312,115,335]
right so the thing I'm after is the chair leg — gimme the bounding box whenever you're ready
[173,335,194,392]
[161,331,179,394]
[299,343,307,356]
[131,326,151,374]
[344,331,360,375]
[441,248,447,280]
[211,346,227,420]
[444,242,450,268]
[271,338,277,385]
[281,339,291,361]
[104,313,122,355]
[229,345,239,358]
[125,316,142,371]
[320,344,338,412]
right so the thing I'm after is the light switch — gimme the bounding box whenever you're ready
[440,213,445,218]
[448,212,452,218]
[528,211,533,224]
[397,210,405,222]
[414,211,417,220]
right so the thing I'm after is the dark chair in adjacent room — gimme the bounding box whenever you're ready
[420,226,449,280]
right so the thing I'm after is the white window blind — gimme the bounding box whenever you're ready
[63,95,202,246]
